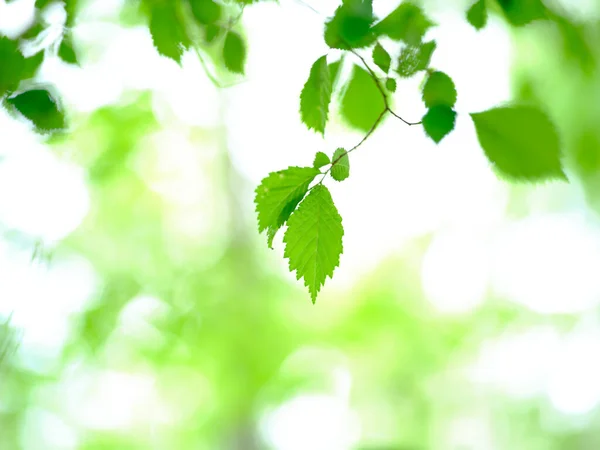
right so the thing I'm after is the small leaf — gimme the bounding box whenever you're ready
[7,89,66,132]
[255,166,320,248]
[372,42,391,73]
[283,185,344,303]
[373,2,433,45]
[324,0,376,50]
[466,0,487,30]
[422,71,457,108]
[497,0,547,26]
[422,105,456,143]
[396,40,436,78]
[331,148,350,181]
[470,106,565,181]
[149,3,189,64]
[385,77,397,92]
[58,36,79,65]
[190,0,222,25]
[340,64,385,132]
[223,31,246,74]
[313,151,330,169]
[205,24,222,43]
[300,55,332,135]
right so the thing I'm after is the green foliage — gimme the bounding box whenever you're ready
[385,77,397,92]
[205,24,222,43]
[313,151,330,169]
[300,55,332,135]
[372,42,391,73]
[396,40,436,78]
[148,2,189,64]
[190,0,222,25]
[331,148,350,181]
[6,89,66,132]
[466,0,487,30]
[0,37,43,97]
[283,185,343,302]
[58,36,79,65]
[423,105,456,143]
[223,31,246,74]
[422,71,457,108]
[373,2,433,46]
[340,64,385,132]
[471,106,565,181]
[255,166,320,248]
[324,0,376,49]
[497,0,547,26]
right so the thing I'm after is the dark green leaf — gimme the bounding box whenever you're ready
[324,0,376,49]
[283,185,343,303]
[340,64,385,132]
[0,37,44,97]
[422,105,456,143]
[313,152,330,169]
[385,77,396,93]
[223,31,246,74]
[467,0,487,30]
[255,166,320,248]
[372,42,391,73]
[331,148,350,181]
[7,89,66,132]
[190,0,222,24]
[58,36,79,65]
[21,51,44,80]
[422,71,456,108]
[496,0,547,26]
[299,55,332,135]
[148,3,189,64]
[373,2,433,45]
[205,24,222,43]
[396,40,436,78]
[470,106,565,181]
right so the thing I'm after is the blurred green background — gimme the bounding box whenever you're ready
[2,0,600,449]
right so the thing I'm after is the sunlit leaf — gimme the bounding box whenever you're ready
[385,77,396,92]
[300,55,332,135]
[372,42,391,73]
[422,71,457,108]
[340,64,385,132]
[396,40,435,78]
[423,105,456,143]
[497,0,547,26]
[7,88,66,132]
[313,151,330,169]
[324,0,375,49]
[223,31,246,74]
[148,3,189,64]
[373,2,433,45]
[58,36,79,65]
[331,148,350,181]
[190,0,222,24]
[466,0,487,30]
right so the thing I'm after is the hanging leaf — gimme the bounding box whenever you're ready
[422,71,457,108]
[422,105,456,143]
[6,89,66,132]
[466,0,487,30]
[283,185,344,303]
[372,42,391,73]
[313,152,330,169]
[470,106,565,181]
[58,36,79,65]
[385,77,397,93]
[331,148,350,181]
[299,55,332,135]
[223,31,246,74]
[396,40,436,78]
[340,64,385,132]
[373,2,433,45]
[189,0,222,25]
[205,24,223,43]
[148,2,189,64]
[324,0,376,49]
[255,166,321,248]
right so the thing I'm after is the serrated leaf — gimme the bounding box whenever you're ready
[372,43,391,73]
[340,64,385,132]
[223,31,246,74]
[313,152,330,169]
[470,106,565,181]
[7,89,66,132]
[422,71,456,108]
[190,0,222,24]
[283,185,343,303]
[58,36,79,65]
[324,0,376,49]
[385,77,396,92]
[423,105,456,143]
[255,166,320,248]
[396,40,436,78]
[466,0,487,30]
[331,148,350,181]
[148,3,189,64]
[373,2,433,45]
[497,0,547,26]
[300,55,332,135]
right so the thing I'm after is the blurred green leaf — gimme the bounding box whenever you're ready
[467,0,487,30]
[471,106,566,181]
[313,151,330,169]
[284,185,343,303]
[331,148,350,181]
[324,0,375,49]
[496,0,546,26]
[0,37,43,96]
[396,40,435,78]
[340,64,385,132]
[58,36,79,65]
[422,71,457,108]
[190,0,222,24]
[6,89,66,132]
[372,42,391,73]
[148,2,189,64]
[300,55,332,135]
[385,77,397,92]
[422,105,456,143]
[223,31,246,74]
[373,2,433,46]
[205,23,223,43]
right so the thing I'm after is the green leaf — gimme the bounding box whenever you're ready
[300,55,332,135]
[189,0,222,25]
[255,166,320,248]
[466,0,487,30]
[422,71,457,108]
[313,152,330,169]
[58,36,79,65]
[223,31,246,74]
[422,105,456,143]
[331,148,350,182]
[283,185,343,303]
[148,3,189,64]
[396,40,436,78]
[340,64,385,132]
[0,37,27,96]
[324,0,376,49]
[470,106,565,181]
[385,77,396,93]
[372,42,391,73]
[373,2,433,45]
[497,0,547,26]
[6,89,66,132]
[205,24,222,43]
